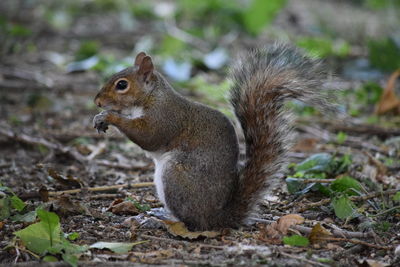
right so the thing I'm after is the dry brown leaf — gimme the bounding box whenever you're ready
[108,199,140,215]
[276,214,305,235]
[309,223,332,245]
[53,195,89,215]
[163,220,220,239]
[375,69,400,115]
[260,214,305,242]
[292,138,318,152]
[48,168,82,188]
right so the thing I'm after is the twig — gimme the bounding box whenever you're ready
[95,159,152,170]
[48,182,154,196]
[89,193,121,199]
[370,205,400,217]
[250,218,372,239]
[321,237,392,250]
[87,142,106,161]
[296,179,336,184]
[139,234,224,249]
[279,250,329,267]
[293,225,372,239]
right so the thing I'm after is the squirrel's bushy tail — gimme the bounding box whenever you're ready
[228,43,335,223]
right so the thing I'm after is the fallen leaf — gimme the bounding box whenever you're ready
[53,195,88,216]
[375,69,400,115]
[309,223,332,245]
[163,220,220,239]
[261,214,305,241]
[292,138,318,152]
[48,168,82,189]
[39,186,49,202]
[108,199,140,215]
[276,214,305,235]
[282,235,309,247]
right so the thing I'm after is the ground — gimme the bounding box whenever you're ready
[0,0,400,266]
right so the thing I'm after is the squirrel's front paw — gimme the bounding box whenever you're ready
[93,111,110,133]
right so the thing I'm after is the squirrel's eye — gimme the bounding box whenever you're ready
[115,80,128,91]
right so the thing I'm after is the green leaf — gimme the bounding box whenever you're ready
[285,178,303,194]
[89,241,147,254]
[43,255,59,262]
[242,0,287,35]
[14,209,62,254]
[0,196,11,220]
[393,191,400,202]
[295,153,332,173]
[336,131,347,145]
[332,196,355,220]
[297,37,350,58]
[66,232,80,241]
[10,195,26,212]
[282,235,309,247]
[368,38,400,72]
[75,40,100,61]
[330,176,362,196]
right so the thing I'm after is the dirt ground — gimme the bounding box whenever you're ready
[1,0,400,266]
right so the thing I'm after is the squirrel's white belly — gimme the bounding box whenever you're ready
[145,151,173,208]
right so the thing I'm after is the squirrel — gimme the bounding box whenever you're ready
[93,43,335,231]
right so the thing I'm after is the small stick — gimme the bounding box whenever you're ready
[320,237,392,250]
[48,182,154,196]
[140,234,225,249]
[89,193,121,199]
[95,159,152,170]
[250,218,372,239]
[295,179,336,184]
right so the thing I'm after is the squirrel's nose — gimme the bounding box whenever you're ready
[94,95,102,107]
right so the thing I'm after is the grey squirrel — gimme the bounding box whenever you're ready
[93,43,334,231]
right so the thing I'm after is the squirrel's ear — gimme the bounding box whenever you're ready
[134,52,147,66]
[137,56,154,82]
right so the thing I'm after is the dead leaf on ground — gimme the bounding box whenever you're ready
[108,199,140,215]
[276,214,305,234]
[309,223,332,245]
[48,168,83,189]
[292,138,319,152]
[375,69,400,115]
[260,214,305,242]
[53,195,90,216]
[163,220,220,239]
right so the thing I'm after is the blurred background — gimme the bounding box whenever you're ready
[1,0,400,125]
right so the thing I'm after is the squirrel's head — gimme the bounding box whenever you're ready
[94,52,156,113]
